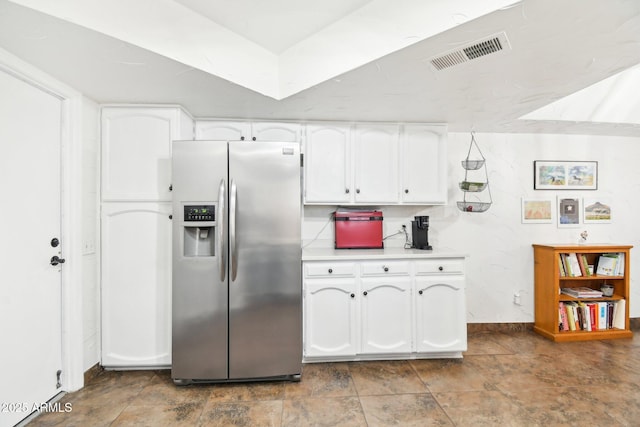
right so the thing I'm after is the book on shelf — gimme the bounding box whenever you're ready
[559,252,590,277]
[560,287,603,298]
[612,299,626,329]
[558,299,625,332]
[596,253,624,276]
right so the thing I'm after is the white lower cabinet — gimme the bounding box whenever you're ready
[360,277,412,354]
[304,279,357,357]
[415,276,467,353]
[303,255,467,361]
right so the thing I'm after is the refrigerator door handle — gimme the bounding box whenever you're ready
[230,179,238,281]
[218,179,227,282]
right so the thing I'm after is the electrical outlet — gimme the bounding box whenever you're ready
[513,292,521,305]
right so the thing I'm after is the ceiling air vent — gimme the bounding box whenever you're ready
[430,32,511,71]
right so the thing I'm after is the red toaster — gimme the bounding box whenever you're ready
[334,210,383,249]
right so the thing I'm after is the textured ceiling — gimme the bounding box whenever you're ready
[1,0,639,134]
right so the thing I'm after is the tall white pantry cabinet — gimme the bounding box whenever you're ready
[101,106,193,367]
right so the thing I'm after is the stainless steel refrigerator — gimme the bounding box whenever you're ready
[171,140,302,384]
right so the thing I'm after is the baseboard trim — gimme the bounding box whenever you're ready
[467,323,534,334]
[468,319,640,334]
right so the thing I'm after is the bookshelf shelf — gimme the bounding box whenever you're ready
[533,244,633,342]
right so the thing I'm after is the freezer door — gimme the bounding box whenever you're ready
[228,141,302,379]
[171,140,229,381]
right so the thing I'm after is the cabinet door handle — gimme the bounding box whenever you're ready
[439,266,444,271]
[383,266,389,272]
[345,188,350,194]
[356,188,360,194]
[419,290,423,295]
[404,189,409,194]
[363,291,368,296]
[350,293,355,298]
[328,268,333,274]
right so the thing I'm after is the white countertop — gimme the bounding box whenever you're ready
[302,246,468,261]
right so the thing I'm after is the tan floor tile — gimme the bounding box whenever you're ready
[433,390,540,427]
[360,393,453,426]
[505,385,627,426]
[111,403,204,426]
[26,402,127,427]
[22,331,640,426]
[284,363,357,399]
[468,353,572,393]
[199,399,282,427]
[282,396,366,427]
[464,332,516,355]
[348,361,427,396]
[208,381,286,402]
[410,358,498,392]
[132,379,212,406]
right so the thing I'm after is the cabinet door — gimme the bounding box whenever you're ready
[360,277,412,354]
[415,276,467,353]
[354,125,399,203]
[304,279,357,357]
[304,124,352,203]
[101,202,172,367]
[195,121,250,140]
[102,107,178,201]
[401,125,447,204]
[251,122,301,142]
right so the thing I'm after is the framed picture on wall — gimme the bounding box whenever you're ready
[534,161,598,190]
[521,198,553,224]
[583,197,612,224]
[557,196,581,227]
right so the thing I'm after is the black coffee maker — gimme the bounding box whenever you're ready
[411,215,432,250]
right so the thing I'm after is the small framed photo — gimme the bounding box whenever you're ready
[534,161,597,190]
[583,198,612,224]
[557,196,581,228]
[521,198,553,224]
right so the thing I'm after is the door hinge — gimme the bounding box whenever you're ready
[56,370,62,388]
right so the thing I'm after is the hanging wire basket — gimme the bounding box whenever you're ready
[458,181,488,192]
[461,159,485,170]
[457,132,492,213]
[457,201,492,213]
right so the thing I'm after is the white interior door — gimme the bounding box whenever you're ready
[0,69,63,427]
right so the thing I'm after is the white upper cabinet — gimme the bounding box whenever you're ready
[251,122,301,142]
[101,106,193,201]
[353,124,399,204]
[401,125,447,204]
[195,120,301,142]
[195,121,250,141]
[304,122,447,205]
[304,124,351,203]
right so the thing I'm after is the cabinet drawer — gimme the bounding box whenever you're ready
[361,261,410,276]
[305,262,356,277]
[415,259,464,275]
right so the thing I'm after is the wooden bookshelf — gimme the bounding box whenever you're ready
[533,244,633,342]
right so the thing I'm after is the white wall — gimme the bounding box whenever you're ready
[303,132,640,322]
[81,97,100,371]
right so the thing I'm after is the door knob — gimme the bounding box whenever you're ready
[50,256,66,266]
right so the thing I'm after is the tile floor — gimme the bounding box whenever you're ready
[26,330,640,426]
